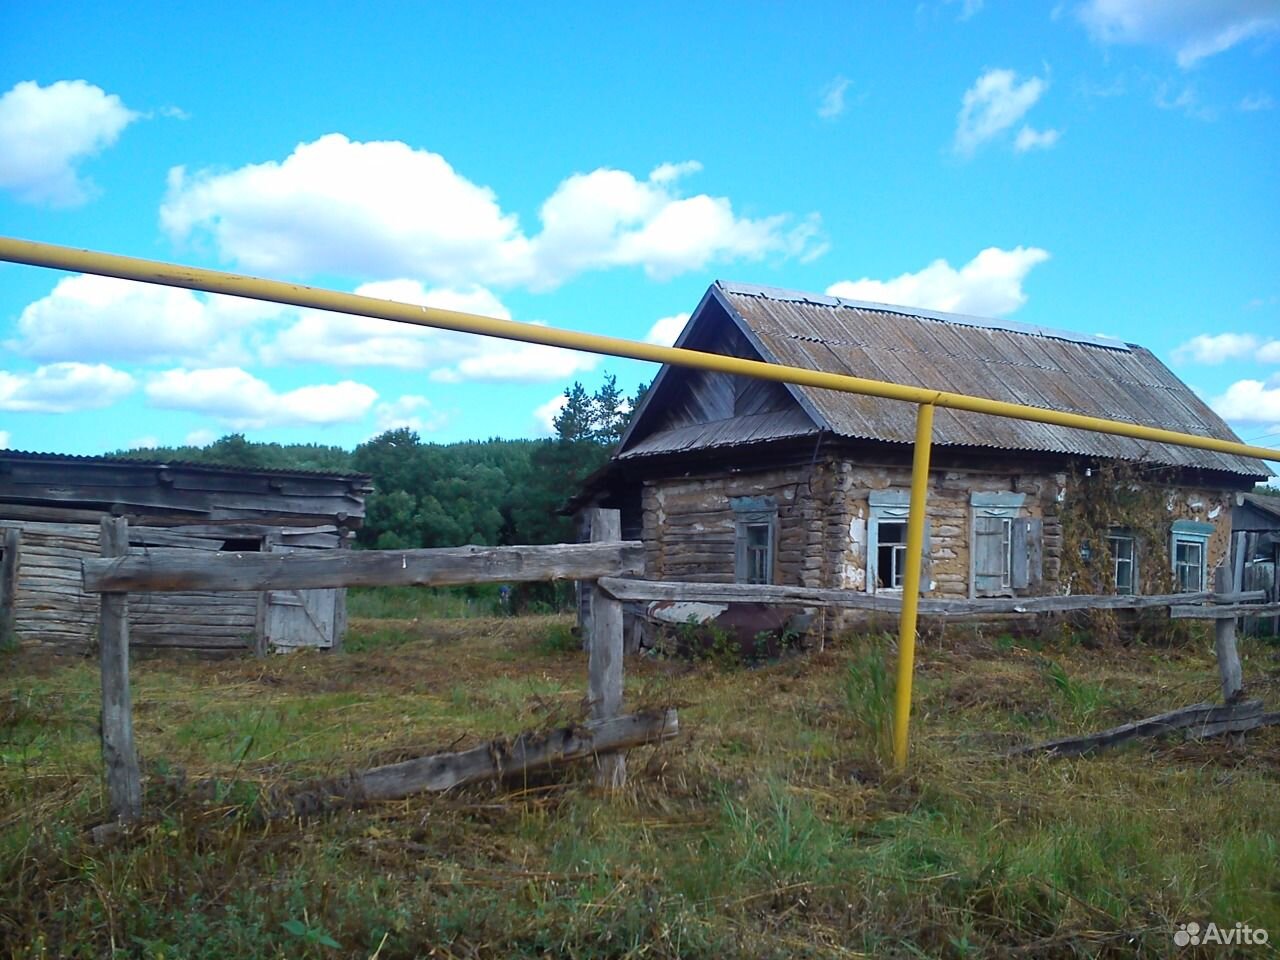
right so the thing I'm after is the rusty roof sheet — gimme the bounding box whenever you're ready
[712,282,1269,478]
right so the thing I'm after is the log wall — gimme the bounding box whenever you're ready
[639,458,1238,605]
[2,518,348,653]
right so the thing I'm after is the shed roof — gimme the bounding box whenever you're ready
[616,281,1270,479]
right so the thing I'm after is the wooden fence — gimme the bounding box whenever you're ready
[80,505,1280,825]
[81,509,662,824]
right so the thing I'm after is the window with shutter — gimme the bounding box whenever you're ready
[969,492,1037,598]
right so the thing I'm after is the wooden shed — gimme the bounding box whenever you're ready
[1232,493,1280,635]
[0,451,372,654]
[576,281,1271,621]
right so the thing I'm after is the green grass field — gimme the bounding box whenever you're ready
[2,608,1278,958]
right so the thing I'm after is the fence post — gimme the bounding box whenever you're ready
[99,516,142,822]
[586,508,626,789]
[0,527,20,644]
[1213,562,1244,703]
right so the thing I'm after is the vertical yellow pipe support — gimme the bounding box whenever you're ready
[893,402,936,770]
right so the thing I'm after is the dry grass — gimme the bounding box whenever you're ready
[3,615,1279,958]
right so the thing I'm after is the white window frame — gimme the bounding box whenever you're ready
[1107,529,1137,595]
[1171,520,1211,593]
[970,492,1025,598]
[867,490,912,594]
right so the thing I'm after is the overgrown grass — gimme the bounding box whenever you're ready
[346,584,506,620]
[3,617,1279,957]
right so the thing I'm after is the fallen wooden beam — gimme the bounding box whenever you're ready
[282,708,678,815]
[83,540,644,593]
[1008,700,1267,758]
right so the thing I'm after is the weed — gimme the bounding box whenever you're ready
[536,623,580,656]
[842,635,894,767]
[1039,657,1107,721]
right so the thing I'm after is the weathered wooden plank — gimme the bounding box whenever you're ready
[587,509,626,789]
[84,541,644,593]
[1171,602,1280,619]
[207,709,679,817]
[1008,700,1264,757]
[1186,711,1280,738]
[598,578,1250,615]
[98,517,142,823]
[1213,565,1244,702]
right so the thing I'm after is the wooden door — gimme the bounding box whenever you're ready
[263,545,340,651]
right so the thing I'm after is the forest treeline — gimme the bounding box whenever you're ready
[115,377,645,549]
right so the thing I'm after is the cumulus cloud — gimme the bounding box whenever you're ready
[0,431,11,449]
[145,367,377,429]
[373,395,449,435]
[1211,377,1280,424]
[0,80,138,206]
[954,68,1050,156]
[645,313,691,347]
[161,134,824,290]
[818,77,852,119]
[826,246,1051,316]
[0,362,135,413]
[129,435,160,450]
[1077,0,1280,68]
[533,394,569,435]
[10,273,275,365]
[1172,332,1274,364]
[263,279,503,369]
[429,327,598,384]
[1014,125,1062,151]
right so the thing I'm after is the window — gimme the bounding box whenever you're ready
[732,496,776,585]
[868,491,927,594]
[1108,532,1136,595]
[877,521,908,590]
[971,492,1023,597]
[1170,520,1212,593]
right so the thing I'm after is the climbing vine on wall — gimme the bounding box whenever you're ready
[1055,461,1188,645]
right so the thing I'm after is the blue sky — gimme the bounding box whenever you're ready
[0,0,1277,467]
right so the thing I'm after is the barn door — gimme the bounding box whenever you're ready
[263,545,339,651]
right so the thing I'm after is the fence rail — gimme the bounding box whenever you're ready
[83,511,648,825]
[598,576,1272,619]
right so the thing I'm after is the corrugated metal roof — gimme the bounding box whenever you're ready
[620,409,817,458]
[626,282,1268,477]
[0,448,372,484]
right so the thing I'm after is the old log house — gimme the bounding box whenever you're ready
[0,451,372,654]
[575,282,1271,627]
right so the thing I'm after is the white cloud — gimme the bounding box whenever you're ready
[11,273,274,365]
[1173,332,1264,364]
[161,134,824,290]
[0,362,135,413]
[0,431,10,449]
[185,428,216,447]
[145,367,377,429]
[1240,91,1275,111]
[1154,82,1216,120]
[533,394,569,435]
[1014,125,1062,151]
[645,313,691,347]
[0,80,138,206]
[827,246,1051,316]
[429,325,598,384]
[129,435,159,450]
[1211,378,1280,424]
[373,395,449,435]
[954,68,1049,156]
[1077,0,1280,68]
[818,77,852,119]
[263,279,504,369]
